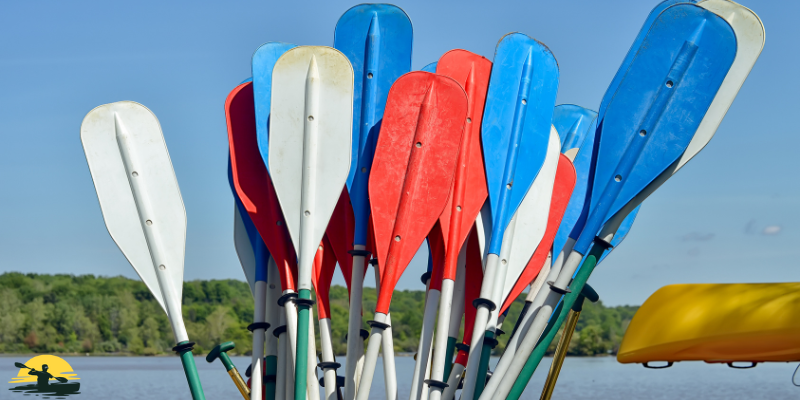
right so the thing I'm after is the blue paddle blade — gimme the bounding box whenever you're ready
[553,104,597,157]
[573,4,736,254]
[421,62,437,73]
[598,0,696,121]
[334,4,412,245]
[482,33,559,255]
[252,42,298,169]
[227,159,270,285]
[550,105,597,260]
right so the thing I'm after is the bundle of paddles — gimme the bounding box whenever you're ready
[79,1,764,400]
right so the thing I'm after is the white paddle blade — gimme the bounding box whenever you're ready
[498,127,560,303]
[80,101,186,314]
[268,46,354,290]
[233,205,257,294]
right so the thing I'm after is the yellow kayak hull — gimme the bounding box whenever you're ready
[617,283,800,364]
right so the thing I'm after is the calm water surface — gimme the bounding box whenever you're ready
[3,355,798,399]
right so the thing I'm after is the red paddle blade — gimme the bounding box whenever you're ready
[435,50,491,284]
[455,223,484,366]
[226,82,298,292]
[312,235,338,320]
[325,188,355,292]
[500,154,576,314]
[427,222,447,291]
[369,71,468,314]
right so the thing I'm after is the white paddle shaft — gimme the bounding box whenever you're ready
[411,287,440,400]
[251,280,267,400]
[355,312,388,400]
[428,278,455,400]
[319,318,337,400]
[276,308,289,400]
[344,249,366,400]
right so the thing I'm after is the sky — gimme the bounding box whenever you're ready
[0,0,796,306]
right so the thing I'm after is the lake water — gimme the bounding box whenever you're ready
[3,355,799,399]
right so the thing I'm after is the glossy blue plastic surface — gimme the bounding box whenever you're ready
[228,160,270,283]
[482,33,559,255]
[421,62,437,73]
[252,42,298,169]
[573,4,736,254]
[598,0,696,121]
[334,4,412,245]
[551,105,597,260]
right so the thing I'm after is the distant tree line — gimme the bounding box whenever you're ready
[0,273,637,357]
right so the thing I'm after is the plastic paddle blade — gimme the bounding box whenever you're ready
[80,101,186,313]
[599,205,640,263]
[268,46,353,289]
[427,223,446,291]
[252,42,297,168]
[312,236,338,320]
[421,62,437,73]
[455,223,484,366]
[334,4,412,244]
[553,104,597,158]
[481,33,559,254]
[229,160,270,293]
[590,4,736,227]
[233,200,258,294]
[500,154,576,314]
[598,0,692,120]
[551,105,599,257]
[227,82,297,292]
[497,128,561,305]
[325,188,356,292]
[434,50,492,280]
[369,71,468,313]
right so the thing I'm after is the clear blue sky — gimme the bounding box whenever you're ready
[0,0,796,306]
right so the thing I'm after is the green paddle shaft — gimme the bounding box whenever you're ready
[176,341,206,400]
[474,331,496,399]
[506,243,604,400]
[266,354,278,400]
[443,336,457,380]
[295,289,312,400]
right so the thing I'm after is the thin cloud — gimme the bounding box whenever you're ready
[762,225,782,235]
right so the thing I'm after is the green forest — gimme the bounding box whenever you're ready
[0,273,638,357]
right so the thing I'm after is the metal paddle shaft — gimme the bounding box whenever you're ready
[538,284,598,400]
[461,32,559,400]
[496,3,763,398]
[268,45,354,400]
[80,102,204,400]
[333,8,412,399]
[425,50,491,400]
[356,71,468,400]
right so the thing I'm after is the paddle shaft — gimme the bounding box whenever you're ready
[539,298,584,400]
[344,249,366,400]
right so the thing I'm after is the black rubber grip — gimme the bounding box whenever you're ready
[495,328,506,337]
[295,298,316,307]
[273,325,287,338]
[172,341,195,353]
[548,281,571,295]
[318,361,341,370]
[369,259,379,266]
[454,343,470,353]
[643,361,674,369]
[472,297,497,311]
[420,271,432,284]
[348,249,371,257]
[367,320,391,330]
[593,236,614,250]
[277,292,299,307]
[247,322,271,332]
[264,375,277,383]
[424,379,449,389]
[484,337,499,349]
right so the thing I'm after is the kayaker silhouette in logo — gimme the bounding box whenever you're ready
[8,355,80,396]
[27,364,55,388]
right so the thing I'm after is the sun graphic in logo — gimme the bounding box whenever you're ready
[9,355,80,385]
